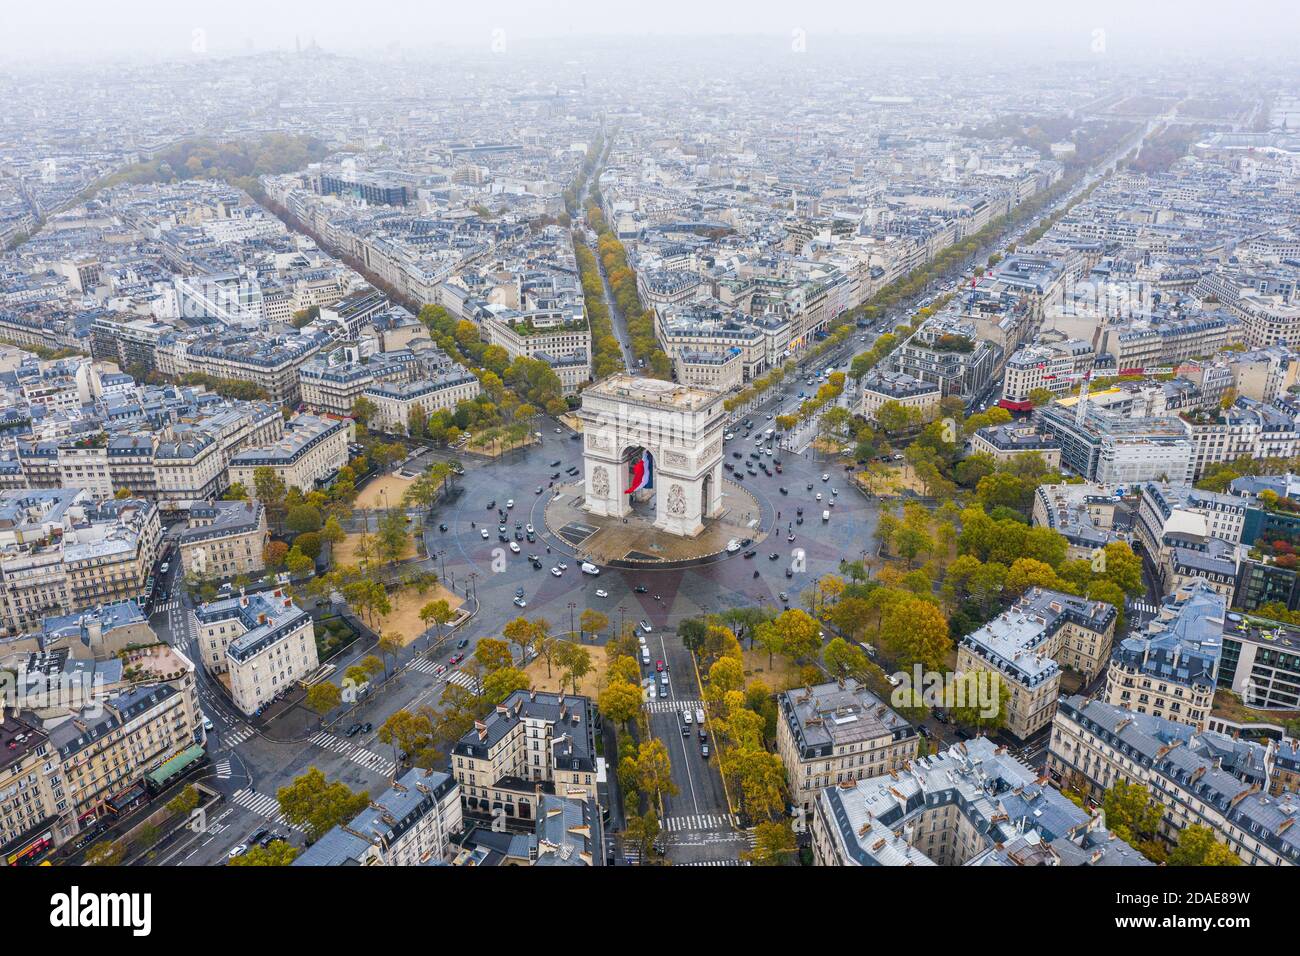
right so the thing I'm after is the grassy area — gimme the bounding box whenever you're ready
[369,583,463,646]
[333,531,414,566]
[1212,689,1300,728]
[741,647,803,692]
[854,463,927,496]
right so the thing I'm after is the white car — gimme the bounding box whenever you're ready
[595,588,609,598]
[815,493,823,501]
[525,524,534,534]
[202,716,215,732]
[724,432,735,440]
[480,529,490,539]
[581,562,600,574]
[509,542,520,553]
[821,473,830,482]
[506,499,514,508]
[551,567,563,577]
[726,539,741,553]
[557,562,568,571]
[229,844,248,858]
[513,596,527,607]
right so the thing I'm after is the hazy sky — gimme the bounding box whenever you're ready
[8,0,1298,61]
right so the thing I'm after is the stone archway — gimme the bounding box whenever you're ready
[579,375,726,538]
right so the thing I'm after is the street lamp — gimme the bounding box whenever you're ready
[618,605,627,638]
[568,601,577,642]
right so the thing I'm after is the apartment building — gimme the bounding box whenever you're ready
[454,793,605,866]
[1049,695,1300,865]
[192,588,318,716]
[362,371,482,435]
[674,348,743,392]
[228,414,351,494]
[0,710,61,866]
[957,588,1117,740]
[1217,611,1300,713]
[1104,579,1224,732]
[970,423,1062,469]
[156,331,322,406]
[450,689,597,830]
[775,678,919,811]
[999,339,1095,411]
[1031,482,1132,559]
[0,490,163,638]
[293,768,462,866]
[813,736,1148,866]
[858,370,941,426]
[176,500,269,579]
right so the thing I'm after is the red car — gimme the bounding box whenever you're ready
[656,660,664,672]
[448,654,463,666]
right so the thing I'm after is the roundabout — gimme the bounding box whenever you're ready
[542,478,769,567]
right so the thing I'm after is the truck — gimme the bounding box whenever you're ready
[695,706,705,725]
[580,562,600,575]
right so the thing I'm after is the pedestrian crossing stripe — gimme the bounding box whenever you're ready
[223,726,254,746]
[309,731,353,753]
[643,698,704,713]
[230,789,301,831]
[308,732,395,776]
[446,670,482,693]
[661,813,729,832]
[214,760,232,779]
[676,859,750,866]
[408,658,443,675]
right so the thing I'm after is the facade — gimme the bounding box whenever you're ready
[858,371,941,426]
[970,423,1062,469]
[1218,611,1300,713]
[362,372,481,434]
[1031,482,1132,559]
[674,348,743,392]
[192,588,318,715]
[0,490,163,638]
[450,689,597,830]
[1104,579,1224,732]
[774,678,919,811]
[228,414,351,493]
[957,588,1117,740]
[293,768,462,866]
[176,500,269,579]
[812,737,1148,866]
[579,375,725,537]
[1049,696,1300,865]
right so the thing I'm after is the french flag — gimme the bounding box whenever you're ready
[625,450,653,494]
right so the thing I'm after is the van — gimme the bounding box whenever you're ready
[641,648,650,665]
[822,510,830,522]
[695,706,705,725]
[580,562,600,575]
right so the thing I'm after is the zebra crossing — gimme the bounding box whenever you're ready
[222,726,254,747]
[308,731,396,777]
[446,670,482,693]
[661,812,730,833]
[676,859,751,866]
[154,600,180,613]
[214,759,232,780]
[230,789,299,831]
[644,697,703,714]
[407,657,445,676]
[1128,600,1160,616]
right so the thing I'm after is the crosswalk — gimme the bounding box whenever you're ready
[308,731,396,777]
[222,726,254,747]
[1128,600,1160,616]
[661,812,730,833]
[446,670,482,693]
[214,759,232,780]
[407,657,445,676]
[676,859,751,866]
[644,698,703,714]
[154,600,180,613]
[230,789,300,831]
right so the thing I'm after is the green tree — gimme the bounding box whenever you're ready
[276,767,370,843]
[1168,824,1242,866]
[305,681,342,716]
[742,819,798,865]
[228,840,300,866]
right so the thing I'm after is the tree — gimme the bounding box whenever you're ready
[1168,824,1242,866]
[228,840,300,866]
[599,680,643,728]
[253,466,287,513]
[293,531,322,560]
[743,819,797,865]
[276,767,370,843]
[84,839,127,865]
[419,599,455,650]
[1103,779,1167,862]
[556,640,593,695]
[772,608,822,664]
[880,597,951,673]
[305,681,342,716]
[321,515,346,548]
[350,396,377,427]
[482,666,531,704]
[376,632,403,678]
[823,637,874,682]
[948,670,1011,731]
[262,540,289,569]
[285,504,323,534]
[578,608,609,642]
[636,739,678,802]
[377,708,437,770]
[166,785,201,818]
[285,547,314,577]
[502,617,538,667]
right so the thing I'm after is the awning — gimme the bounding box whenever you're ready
[145,744,206,788]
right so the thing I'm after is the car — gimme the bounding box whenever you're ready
[555,427,562,434]
[796,507,804,515]
[159,562,170,574]
[229,844,249,858]
[258,831,281,849]
[361,723,372,734]
[581,562,600,575]
[515,586,526,598]
[639,620,653,633]
[529,555,542,566]
[743,549,756,558]
[732,451,743,460]
[700,743,710,759]
[506,499,514,508]
[480,528,489,539]
[815,492,822,501]
[509,542,520,553]
[346,723,363,737]
[525,524,534,534]
[250,828,270,846]
[557,562,568,571]
[806,482,814,490]
[785,568,794,578]
[551,471,561,479]
[202,716,215,732]
[956,728,974,741]
[778,591,788,603]
[438,522,448,532]
[821,473,830,482]
[831,488,838,496]
[778,485,789,495]
[885,674,901,687]
[536,485,544,494]
[550,460,561,468]
[656,660,664,672]
[498,525,507,533]
[933,709,949,724]
[769,552,779,560]
[647,684,656,700]
[513,596,527,607]
[551,567,563,577]
[457,638,469,649]
[634,585,648,593]
[448,653,464,665]
[724,432,735,440]
[595,588,609,598]
[571,433,582,440]
[486,500,496,509]
[726,539,742,553]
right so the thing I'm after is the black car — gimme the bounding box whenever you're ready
[634,585,648,593]
[732,452,742,460]
[457,638,470,649]
[768,552,779,560]
[741,538,752,547]
[743,549,756,558]
[796,507,804,516]
[250,828,270,846]
[550,460,561,468]
[785,568,794,578]
[779,486,788,495]
[258,831,281,848]
[486,500,496,509]
[571,433,582,440]
[345,723,363,737]
[361,722,372,734]
[438,523,448,532]
[806,483,813,491]
[551,471,561,479]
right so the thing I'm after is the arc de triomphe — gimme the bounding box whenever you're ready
[578,374,725,538]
